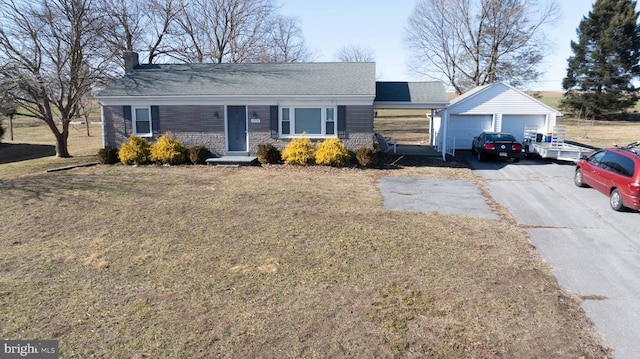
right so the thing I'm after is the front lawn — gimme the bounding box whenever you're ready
[0,164,610,358]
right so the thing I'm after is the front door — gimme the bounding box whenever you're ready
[227,106,247,154]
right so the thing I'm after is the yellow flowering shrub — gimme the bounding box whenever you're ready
[315,138,351,167]
[282,136,315,165]
[118,134,150,165]
[150,132,189,165]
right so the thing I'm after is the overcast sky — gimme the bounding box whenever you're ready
[279,0,607,91]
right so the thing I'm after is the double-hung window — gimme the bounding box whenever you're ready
[133,106,152,137]
[280,106,337,137]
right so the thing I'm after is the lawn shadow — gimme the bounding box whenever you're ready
[0,143,56,164]
[379,153,468,169]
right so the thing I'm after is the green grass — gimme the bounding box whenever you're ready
[0,118,611,357]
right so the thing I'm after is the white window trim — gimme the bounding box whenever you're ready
[279,105,338,138]
[132,106,152,137]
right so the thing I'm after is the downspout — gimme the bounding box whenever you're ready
[100,105,105,149]
[441,108,448,161]
[429,109,435,146]
[545,113,550,133]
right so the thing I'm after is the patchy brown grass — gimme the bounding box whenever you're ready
[0,164,610,358]
[557,117,640,149]
[0,117,102,179]
[374,109,432,145]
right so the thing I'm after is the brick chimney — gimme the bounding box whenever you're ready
[123,51,139,74]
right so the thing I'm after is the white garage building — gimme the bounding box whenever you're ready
[435,81,562,158]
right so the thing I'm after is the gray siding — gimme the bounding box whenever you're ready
[102,106,128,147]
[345,105,374,133]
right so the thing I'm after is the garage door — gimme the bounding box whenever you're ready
[500,115,546,142]
[447,115,493,149]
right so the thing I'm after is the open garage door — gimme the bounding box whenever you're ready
[447,115,493,149]
[500,115,546,142]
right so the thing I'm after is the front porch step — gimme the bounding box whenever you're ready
[206,156,258,166]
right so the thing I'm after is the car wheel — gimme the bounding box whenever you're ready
[574,168,587,187]
[610,188,625,211]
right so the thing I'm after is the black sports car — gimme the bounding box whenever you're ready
[471,131,522,162]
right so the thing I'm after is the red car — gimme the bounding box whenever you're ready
[574,144,640,211]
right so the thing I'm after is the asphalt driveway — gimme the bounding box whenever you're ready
[465,154,640,359]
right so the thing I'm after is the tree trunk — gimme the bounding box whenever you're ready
[46,118,71,158]
[84,114,91,137]
[9,114,14,141]
[54,131,71,158]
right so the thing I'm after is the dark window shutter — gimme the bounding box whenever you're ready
[151,106,160,134]
[123,106,131,136]
[337,105,347,139]
[270,105,279,138]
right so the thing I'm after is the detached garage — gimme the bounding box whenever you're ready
[437,81,561,157]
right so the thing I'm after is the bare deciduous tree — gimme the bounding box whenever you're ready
[144,0,182,64]
[0,0,110,157]
[96,0,146,69]
[335,44,375,62]
[0,81,18,141]
[405,0,559,94]
[261,15,313,62]
[174,0,277,63]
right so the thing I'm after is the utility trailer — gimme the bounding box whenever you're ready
[523,126,595,162]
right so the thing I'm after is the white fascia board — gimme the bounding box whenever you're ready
[96,95,375,107]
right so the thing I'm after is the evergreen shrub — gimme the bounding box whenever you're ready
[150,132,189,165]
[97,146,119,164]
[257,143,282,164]
[189,145,211,164]
[118,134,151,165]
[355,147,379,168]
[315,138,351,167]
[282,136,315,165]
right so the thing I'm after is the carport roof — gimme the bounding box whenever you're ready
[374,81,449,109]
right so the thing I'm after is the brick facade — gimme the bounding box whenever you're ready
[103,104,374,156]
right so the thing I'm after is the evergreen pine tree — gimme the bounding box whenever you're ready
[561,0,640,118]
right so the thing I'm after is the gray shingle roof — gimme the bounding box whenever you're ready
[374,81,448,106]
[97,62,376,98]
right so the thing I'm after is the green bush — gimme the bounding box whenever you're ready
[282,136,315,165]
[315,138,351,167]
[189,145,211,165]
[355,147,379,168]
[150,132,189,165]
[118,134,151,165]
[97,146,119,165]
[257,143,282,164]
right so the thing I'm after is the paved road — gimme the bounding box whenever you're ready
[466,154,640,359]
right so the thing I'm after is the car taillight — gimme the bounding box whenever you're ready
[628,182,640,196]
[485,144,495,150]
[512,144,522,151]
